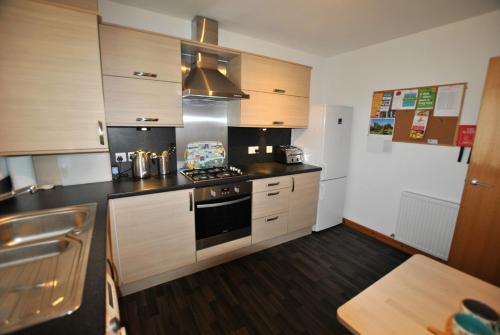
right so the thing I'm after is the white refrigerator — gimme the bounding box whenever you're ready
[292,105,353,231]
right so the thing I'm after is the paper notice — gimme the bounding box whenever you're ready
[434,84,465,117]
[392,89,418,110]
[370,92,384,118]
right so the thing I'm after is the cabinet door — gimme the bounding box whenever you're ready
[100,24,181,83]
[235,90,309,128]
[0,0,107,155]
[240,54,311,97]
[252,188,290,219]
[288,172,320,233]
[252,212,288,244]
[109,189,195,285]
[103,76,183,127]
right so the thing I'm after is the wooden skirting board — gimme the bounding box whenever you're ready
[120,227,312,296]
[342,218,442,262]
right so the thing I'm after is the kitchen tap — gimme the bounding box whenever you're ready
[0,185,38,202]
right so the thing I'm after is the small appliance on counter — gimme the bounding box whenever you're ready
[130,150,154,179]
[275,145,304,164]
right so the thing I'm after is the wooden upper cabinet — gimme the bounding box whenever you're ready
[99,25,181,83]
[0,0,107,155]
[288,172,320,233]
[33,0,98,14]
[103,76,183,127]
[228,90,309,128]
[231,53,311,97]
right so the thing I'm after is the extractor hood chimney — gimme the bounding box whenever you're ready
[182,16,249,100]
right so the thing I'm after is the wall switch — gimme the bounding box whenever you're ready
[266,146,273,153]
[127,152,135,161]
[115,152,127,163]
[248,146,259,154]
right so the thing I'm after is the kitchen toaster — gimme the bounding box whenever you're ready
[275,145,304,164]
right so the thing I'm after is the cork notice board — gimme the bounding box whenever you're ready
[371,83,466,146]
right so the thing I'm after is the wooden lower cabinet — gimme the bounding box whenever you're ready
[252,212,288,244]
[288,172,321,233]
[103,76,183,127]
[109,189,195,285]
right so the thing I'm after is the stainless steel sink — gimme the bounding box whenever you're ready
[0,203,96,333]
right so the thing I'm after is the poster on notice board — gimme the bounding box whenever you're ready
[409,110,430,139]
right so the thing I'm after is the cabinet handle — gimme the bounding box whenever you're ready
[267,182,280,187]
[273,121,284,125]
[136,117,159,122]
[273,88,286,94]
[267,191,280,196]
[106,258,119,287]
[189,192,193,211]
[133,71,157,78]
[292,177,295,192]
[97,121,105,145]
[266,216,279,222]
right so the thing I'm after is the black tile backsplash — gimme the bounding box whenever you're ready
[107,127,177,175]
[228,127,291,165]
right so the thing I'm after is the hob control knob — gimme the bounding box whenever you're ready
[234,187,240,193]
[210,189,216,197]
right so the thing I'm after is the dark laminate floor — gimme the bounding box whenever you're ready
[119,225,410,335]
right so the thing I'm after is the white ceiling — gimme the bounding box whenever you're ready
[109,0,500,56]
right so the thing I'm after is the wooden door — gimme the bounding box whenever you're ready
[103,76,183,127]
[109,189,196,285]
[99,24,181,83]
[288,172,320,233]
[234,90,309,128]
[239,54,311,97]
[448,56,500,286]
[0,0,107,155]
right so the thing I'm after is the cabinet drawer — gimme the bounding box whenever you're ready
[99,24,181,83]
[253,176,291,193]
[240,54,311,97]
[252,212,288,244]
[252,188,290,219]
[103,76,183,127]
[237,90,309,128]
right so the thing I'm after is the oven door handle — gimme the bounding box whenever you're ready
[196,196,251,209]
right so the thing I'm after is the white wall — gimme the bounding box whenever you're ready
[323,10,500,236]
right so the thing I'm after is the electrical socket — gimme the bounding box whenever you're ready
[127,152,135,161]
[248,146,259,154]
[115,152,127,163]
[266,146,273,153]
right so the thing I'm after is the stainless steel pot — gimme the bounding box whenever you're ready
[158,150,171,175]
[131,150,153,179]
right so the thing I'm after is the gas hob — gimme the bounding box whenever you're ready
[180,166,245,182]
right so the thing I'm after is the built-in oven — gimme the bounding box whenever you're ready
[194,181,252,250]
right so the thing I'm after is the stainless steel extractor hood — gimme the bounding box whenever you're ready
[182,16,249,101]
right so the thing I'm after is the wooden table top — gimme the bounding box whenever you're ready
[337,255,500,335]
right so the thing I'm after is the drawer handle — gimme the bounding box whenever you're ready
[97,120,105,145]
[292,177,295,192]
[133,71,157,78]
[266,216,279,222]
[136,117,159,122]
[267,191,280,196]
[189,192,193,211]
[273,88,286,94]
[273,121,285,125]
[267,182,280,187]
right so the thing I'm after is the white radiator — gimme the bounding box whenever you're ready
[395,191,459,260]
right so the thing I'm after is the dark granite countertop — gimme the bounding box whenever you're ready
[0,162,320,334]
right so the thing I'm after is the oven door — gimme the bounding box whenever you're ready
[195,195,251,250]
